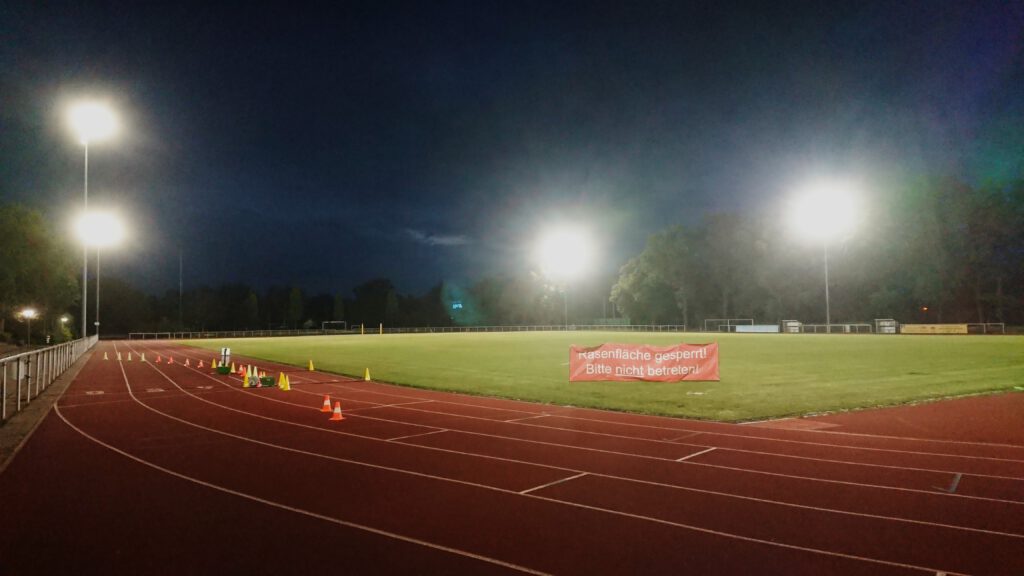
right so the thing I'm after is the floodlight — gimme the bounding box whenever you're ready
[535,226,593,282]
[75,211,125,247]
[789,180,860,242]
[789,178,863,332]
[68,102,118,145]
[19,307,38,345]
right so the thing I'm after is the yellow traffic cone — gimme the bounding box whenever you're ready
[308,359,315,371]
[231,362,236,373]
[364,368,371,381]
[277,372,285,388]
[127,352,132,361]
[117,352,122,361]
[141,353,146,362]
[243,371,250,388]
[282,374,291,391]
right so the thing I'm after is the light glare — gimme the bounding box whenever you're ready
[69,102,118,144]
[76,211,125,247]
[790,180,860,242]
[536,226,592,282]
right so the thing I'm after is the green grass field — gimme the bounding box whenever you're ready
[187,332,1024,422]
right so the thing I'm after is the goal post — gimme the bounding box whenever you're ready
[703,318,754,332]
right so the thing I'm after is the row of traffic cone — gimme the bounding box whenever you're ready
[320,395,344,421]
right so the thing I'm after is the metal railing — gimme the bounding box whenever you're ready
[2,335,98,423]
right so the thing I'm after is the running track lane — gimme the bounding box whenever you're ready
[121,343,1024,574]
[2,346,927,576]
[10,341,1016,574]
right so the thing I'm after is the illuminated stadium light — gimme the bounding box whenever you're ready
[535,226,593,282]
[789,179,860,242]
[18,308,38,345]
[76,211,125,338]
[68,101,118,145]
[789,178,863,333]
[535,225,594,327]
[76,211,125,247]
[67,99,120,339]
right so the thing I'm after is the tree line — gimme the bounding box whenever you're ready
[3,176,1022,343]
[610,177,1024,327]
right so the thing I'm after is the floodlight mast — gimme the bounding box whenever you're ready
[535,226,593,328]
[791,180,859,334]
[20,308,38,346]
[68,101,118,338]
[76,212,124,339]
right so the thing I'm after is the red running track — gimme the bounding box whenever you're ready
[1,340,1022,575]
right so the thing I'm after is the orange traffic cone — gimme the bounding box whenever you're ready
[156,355,162,363]
[329,402,345,421]
[198,360,204,369]
[320,395,332,413]
[168,356,174,365]
[185,358,191,367]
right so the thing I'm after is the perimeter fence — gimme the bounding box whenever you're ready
[2,335,98,423]
[128,325,690,340]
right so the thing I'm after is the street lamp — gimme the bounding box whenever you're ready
[68,101,118,338]
[535,226,594,328]
[76,211,125,339]
[19,308,38,346]
[790,179,860,333]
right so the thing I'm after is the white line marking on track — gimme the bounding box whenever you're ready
[76,355,985,576]
[935,473,963,494]
[387,429,449,442]
[52,406,550,575]
[677,447,716,462]
[504,415,547,423]
[116,344,1024,540]
[134,344,1024,507]
[520,472,588,495]
[666,432,703,442]
[138,342,1024,504]
[344,400,435,412]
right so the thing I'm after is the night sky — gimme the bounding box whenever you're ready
[1,1,1021,296]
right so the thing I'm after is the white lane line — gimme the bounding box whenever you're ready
[155,344,1019,455]
[117,344,1024,541]
[666,432,703,442]
[677,447,716,462]
[65,362,978,576]
[504,415,548,423]
[520,473,589,495]
[322,401,1024,482]
[52,406,550,576]
[935,473,964,494]
[388,429,449,442]
[344,401,435,412]
[134,344,1024,504]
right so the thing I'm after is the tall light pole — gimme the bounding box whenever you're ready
[76,212,124,339]
[68,101,118,337]
[790,180,860,333]
[19,308,38,346]
[535,226,594,328]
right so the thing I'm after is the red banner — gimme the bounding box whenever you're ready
[569,342,720,382]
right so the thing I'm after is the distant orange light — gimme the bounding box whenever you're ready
[921,306,929,312]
